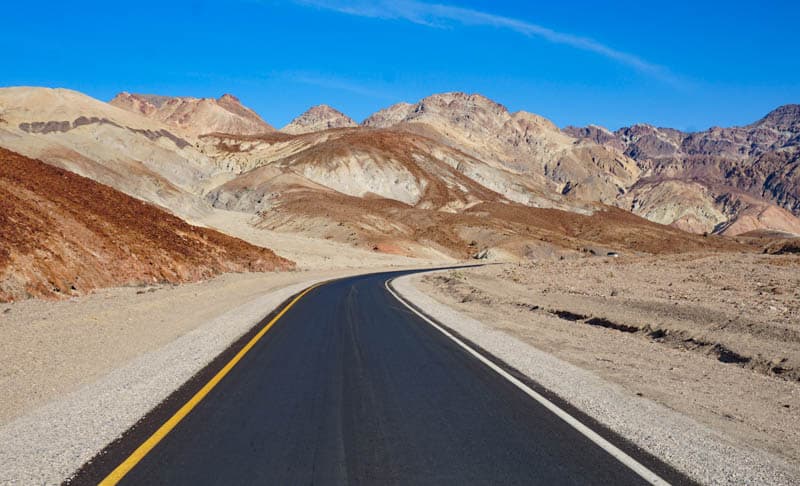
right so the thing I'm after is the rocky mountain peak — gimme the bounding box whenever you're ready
[414,92,509,119]
[512,111,560,133]
[215,93,267,125]
[281,104,357,135]
[109,92,163,115]
[756,104,800,131]
[219,93,241,103]
[362,92,511,131]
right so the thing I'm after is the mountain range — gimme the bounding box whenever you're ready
[565,106,800,235]
[1,86,797,299]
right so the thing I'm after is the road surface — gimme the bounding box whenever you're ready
[78,269,688,485]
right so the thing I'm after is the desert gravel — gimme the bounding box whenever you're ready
[416,255,800,466]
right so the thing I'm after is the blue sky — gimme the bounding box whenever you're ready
[2,1,798,130]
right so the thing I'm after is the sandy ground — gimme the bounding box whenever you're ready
[415,253,800,466]
[0,266,427,426]
[194,209,450,268]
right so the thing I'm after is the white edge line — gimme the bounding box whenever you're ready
[385,277,670,486]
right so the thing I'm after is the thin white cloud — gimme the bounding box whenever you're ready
[293,0,679,83]
[286,72,396,99]
[183,70,395,99]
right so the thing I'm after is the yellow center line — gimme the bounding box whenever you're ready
[99,283,321,485]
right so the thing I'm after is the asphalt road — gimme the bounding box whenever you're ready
[92,269,682,485]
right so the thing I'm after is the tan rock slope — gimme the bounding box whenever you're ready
[281,104,357,134]
[362,102,415,127]
[0,87,227,218]
[0,147,293,302]
[363,92,641,205]
[201,127,560,211]
[110,92,274,136]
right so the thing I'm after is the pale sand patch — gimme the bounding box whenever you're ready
[193,208,451,269]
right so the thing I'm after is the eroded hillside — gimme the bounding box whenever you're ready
[199,126,743,259]
[0,147,293,301]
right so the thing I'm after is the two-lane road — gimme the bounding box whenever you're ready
[79,270,687,485]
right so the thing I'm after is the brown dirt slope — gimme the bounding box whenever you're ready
[0,147,293,301]
[258,182,744,260]
[467,202,744,255]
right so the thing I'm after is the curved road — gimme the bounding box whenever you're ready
[79,269,687,485]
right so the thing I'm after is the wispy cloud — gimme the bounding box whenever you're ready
[285,72,395,99]
[293,0,680,84]
[182,70,395,99]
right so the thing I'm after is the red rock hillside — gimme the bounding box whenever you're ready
[0,147,293,301]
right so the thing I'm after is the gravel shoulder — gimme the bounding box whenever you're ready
[1,269,361,425]
[0,266,426,484]
[405,254,800,484]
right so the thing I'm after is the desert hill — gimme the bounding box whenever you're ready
[366,93,800,237]
[282,105,357,134]
[7,87,795,241]
[110,92,274,137]
[200,127,564,211]
[0,147,292,302]
[0,86,792,278]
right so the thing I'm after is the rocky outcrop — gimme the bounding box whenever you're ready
[281,105,357,134]
[362,102,415,127]
[18,116,191,148]
[566,105,800,235]
[562,125,625,152]
[110,92,274,136]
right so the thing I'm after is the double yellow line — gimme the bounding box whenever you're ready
[99,284,320,485]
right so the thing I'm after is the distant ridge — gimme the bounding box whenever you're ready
[110,92,274,136]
